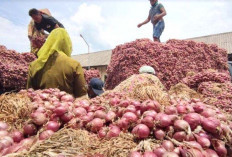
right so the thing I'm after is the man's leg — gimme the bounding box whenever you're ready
[153,37,160,42]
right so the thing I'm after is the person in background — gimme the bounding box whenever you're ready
[28,8,64,34]
[88,78,104,98]
[137,0,167,42]
[139,65,156,75]
[228,54,232,80]
[27,28,87,98]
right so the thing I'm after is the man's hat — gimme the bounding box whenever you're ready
[89,78,104,96]
[139,66,156,75]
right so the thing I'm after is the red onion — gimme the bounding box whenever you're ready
[155,113,172,128]
[153,147,166,157]
[125,105,137,114]
[129,151,142,157]
[131,101,141,110]
[89,118,104,133]
[53,106,67,116]
[39,130,54,140]
[205,149,219,157]
[31,112,47,126]
[0,130,8,137]
[81,114,94,125]
[46,121,60,132]
[0,122,9,131]
[107,125,121,138]
[180,148,204,157]
[143,110,157,119]
[73,107,87,117]
[141,116,154,128]
[119,100,130,107]
[117,118,129,130]
[79,100,90,109]
[162,152,179,157]
[36,106,46,113]
[173,131,187,142]
[61,112,73,122]
[50,114,60,122]
[198,132,212,140]
[212,139,227,157]
[173,147,180,155]
[154,129,165,140]
[143,151,157,157]
[10,131,24,143]
[165,106,177,115]
[110,98,120,106]
[202,117,221,134]
[23,123,37,136]
[142,100,160,113]
[201,108,215,118]
[39,93,49,100]
[98,127,107,138]
[174,120,190,132]
[94,110,107,119]
[183,113,201,130]
[176,105,188,114]
[61,94,74,102]
[132,124,150,139]
[162,140,174,152]
[185,141,202,150]
[105,111,116,122]
[122,112,138,123]
[194,134,210,148]
[193,102,205,113]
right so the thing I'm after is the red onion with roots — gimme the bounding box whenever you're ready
[132,124,150,139]
[155,113,172,128]
[154,129,166,140]
[162,140,174,152]
[183,113,201,130]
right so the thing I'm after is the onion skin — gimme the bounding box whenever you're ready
[132,124,150,139]
[107,125,121,138]
[202,117,221,134]
[31,112,47,126]
[212,139,227,157]
[183,113,201,130]
[173,131,187,142]
[117,118,129,130]
[46,121,60,132]
[60,112,73,123]
[165,106,177,115]
[154,129,165,140]
[94,110,107,119]
[0,131,8,137]
[39,130,54,140]
[201,108,216,118]
[155,113,172,128]
[73,107,87,117]
[89,118,104,133]
[194,134,211,148]
[205,149,219,157]
[180,148,204,157]
[143,110,157,119]
[162,140,174,152]
[174,120,190,132]
[162,152,179,157]
[176,105,188,114]
[0,122,9,131]
[129,151,142,157]
[122,112,138,123]
[23,123,37,136]
[53,106,67,116]
[105,111,116,122]
[153,147,166,157]
[10,131,24,143]
[141,116,154,128]
[143,151,157,157]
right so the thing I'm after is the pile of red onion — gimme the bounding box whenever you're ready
[105,39,228,90]
[83,68,101,84]
[1,88,232,156]
[0,45,36,92]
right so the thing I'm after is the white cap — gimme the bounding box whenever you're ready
[139,66,155,75]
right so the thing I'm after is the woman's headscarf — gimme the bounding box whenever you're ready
[30,28,72,77]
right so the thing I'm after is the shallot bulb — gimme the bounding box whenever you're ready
[132,124,150,139]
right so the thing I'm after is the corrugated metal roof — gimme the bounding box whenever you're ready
[72,50,112,67]
[187,32,232,54]
[72,32,232,67]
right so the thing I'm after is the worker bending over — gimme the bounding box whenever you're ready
[27,28,87,98]
[29,8,64,33]
[88,78,104,98]
[137,0,166,42]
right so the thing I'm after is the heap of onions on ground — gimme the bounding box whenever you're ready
[1,88,232,157]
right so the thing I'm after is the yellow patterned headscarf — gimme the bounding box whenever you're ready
[30,28,72,77]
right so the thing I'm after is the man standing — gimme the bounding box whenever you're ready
[29,8,64,33]
[137,0,167,42]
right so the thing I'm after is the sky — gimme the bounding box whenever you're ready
[0,0,232,55]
